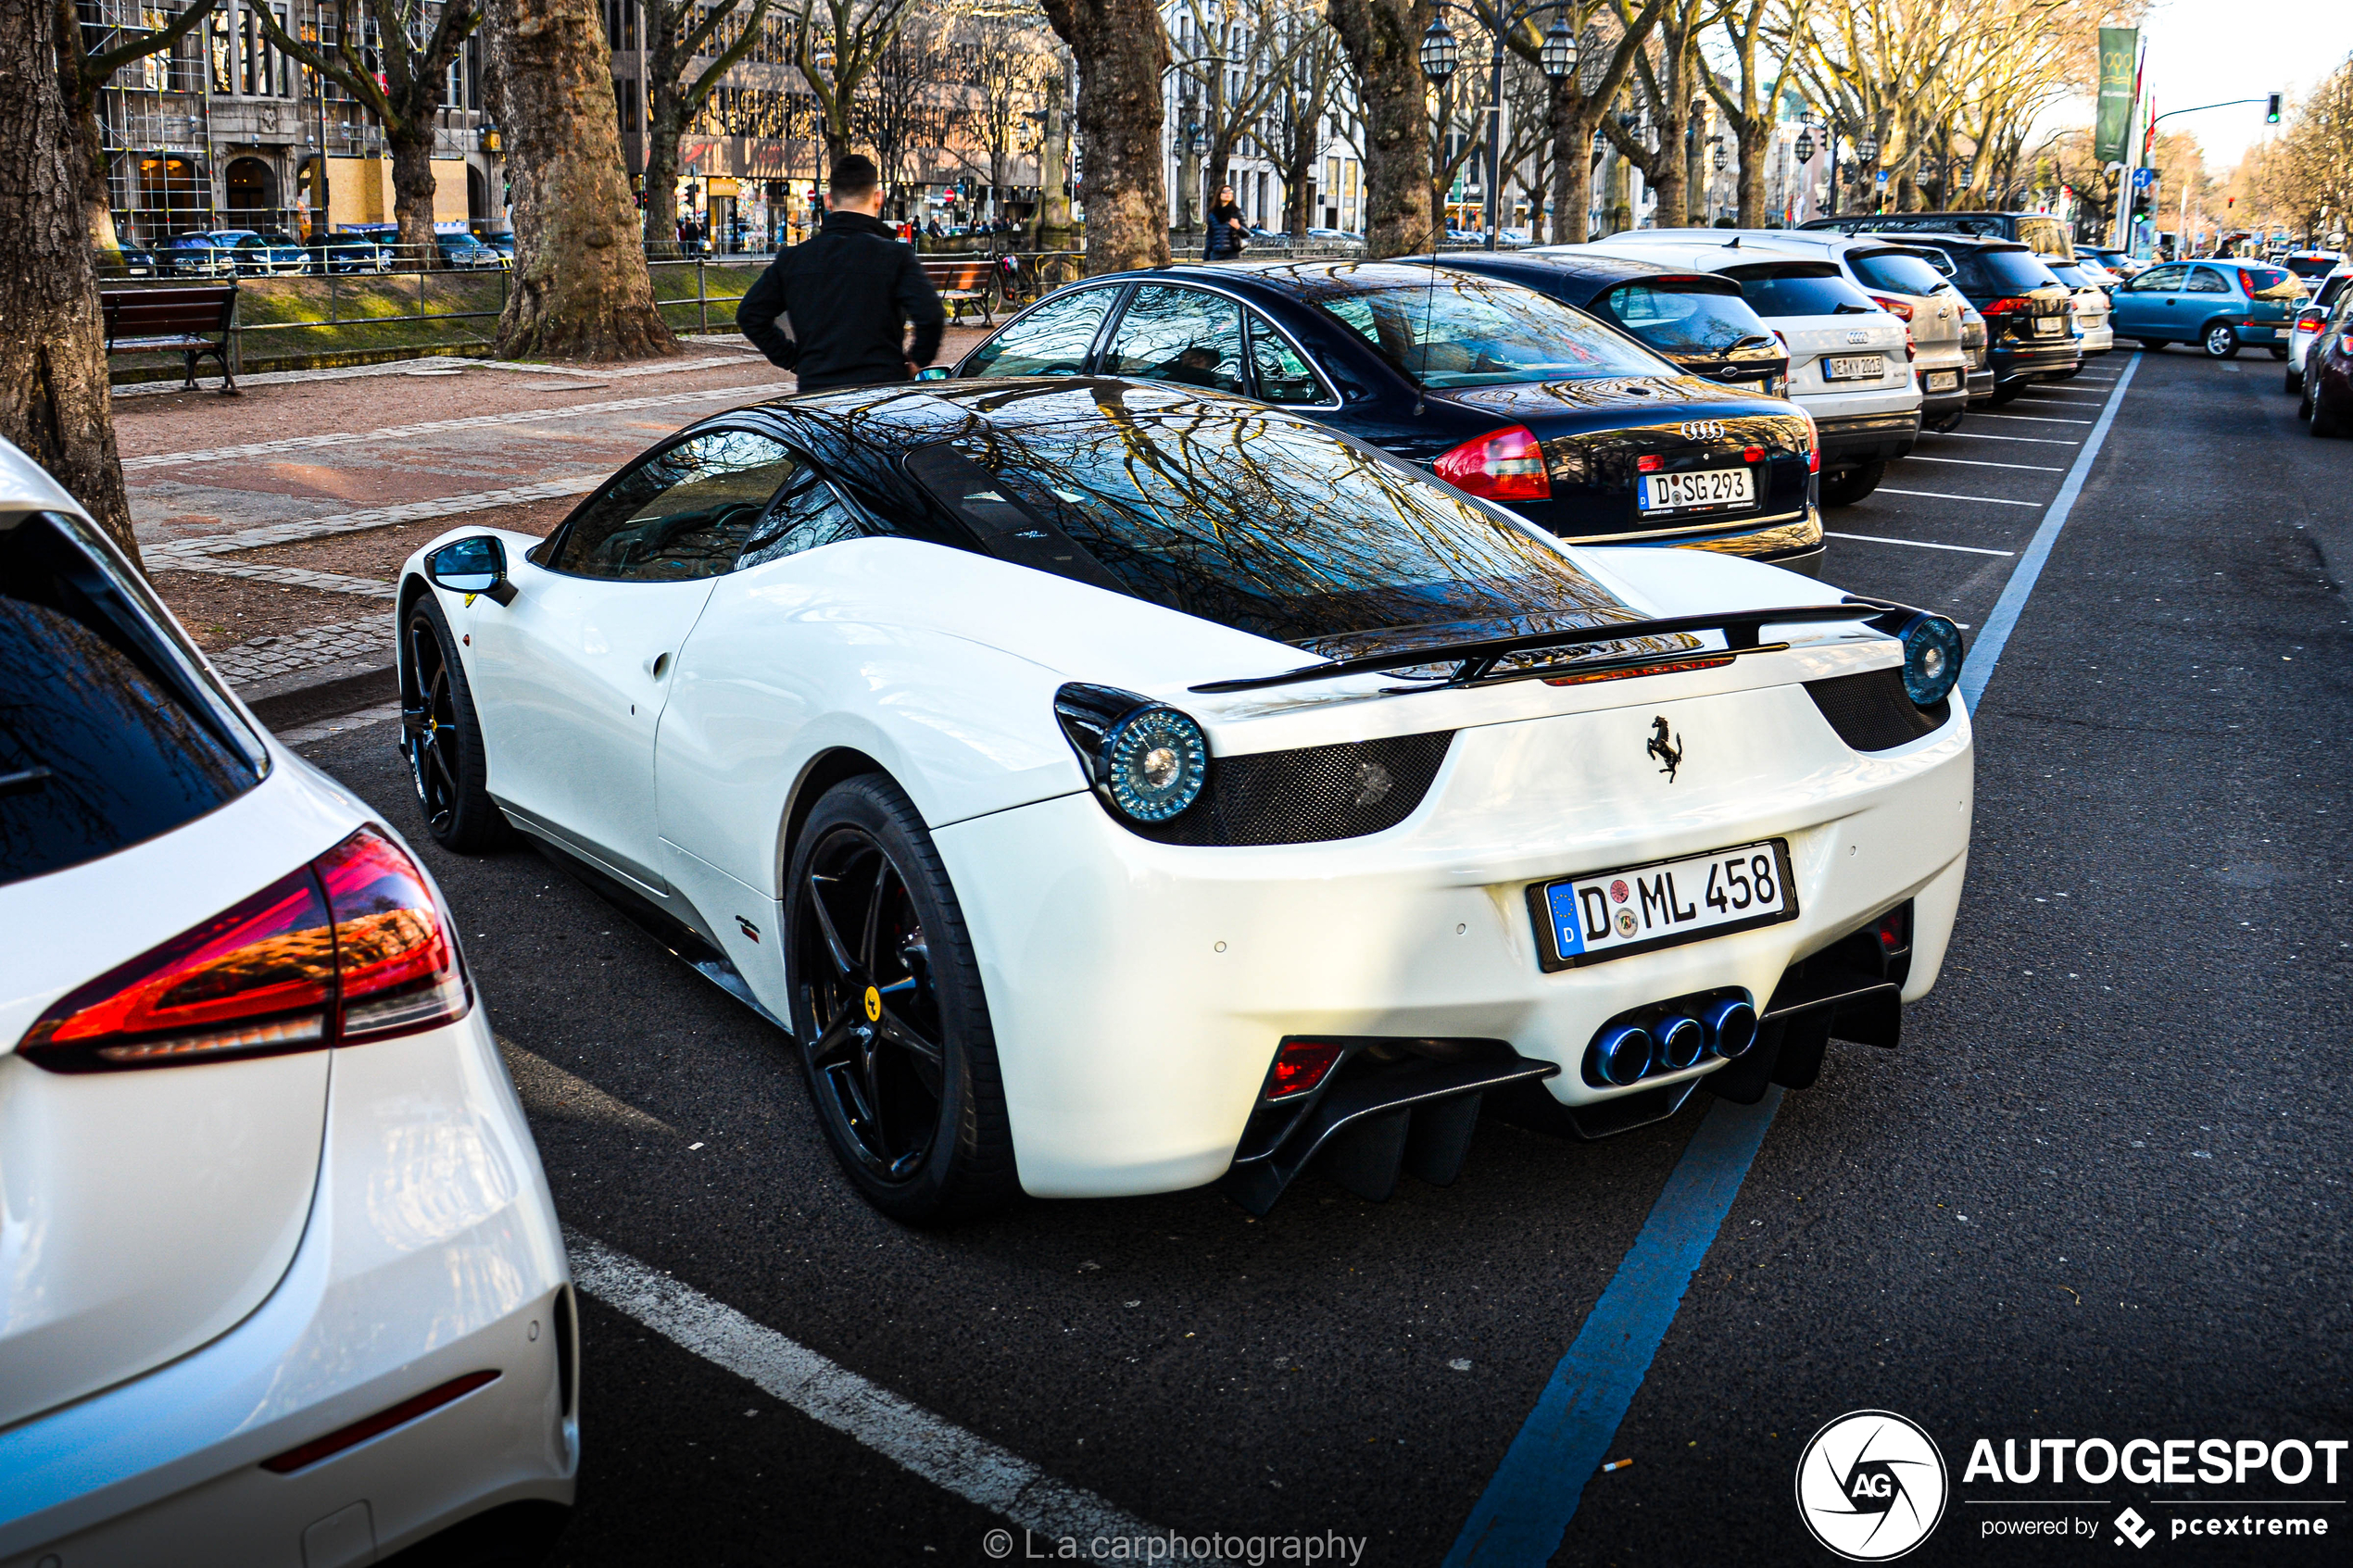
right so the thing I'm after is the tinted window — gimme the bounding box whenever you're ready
[1957,249,2064,294]
[1102,285,1248,393]
[553,429,799,580]
[1,512,259,886]
[736,470,869,571]
[1847,250,1955,296]
[2240,266,2300,301]
[940,413,1641,650]
[2286,257,2338,280]
[1310,270,1667,386]
[1598,281,1773,354]
[2016,217,2073,260]
[2045,263,2089,288]
[963,286,1115,377]
[2183,268,2231,295]
[1247,313,1332,404]
[2131,264,2189,292]
[1725,267,1879,317]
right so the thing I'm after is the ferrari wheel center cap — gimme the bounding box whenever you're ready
[862,985,882,1022]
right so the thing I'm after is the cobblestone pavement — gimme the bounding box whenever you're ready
[208,620,386,686]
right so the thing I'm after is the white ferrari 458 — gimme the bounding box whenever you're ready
[396,378,1974,1223]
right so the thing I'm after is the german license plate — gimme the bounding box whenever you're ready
[1637,467,1755,514]
[1823,355,1885,381]
[2033,316,2065,336]
[1531,840,1798,971]
[1925,370,1960,392]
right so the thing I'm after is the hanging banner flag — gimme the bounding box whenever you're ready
[2095,28,2139,164]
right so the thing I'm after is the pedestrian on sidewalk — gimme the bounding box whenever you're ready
[737,155,948,393]
[1205,185,1249,261]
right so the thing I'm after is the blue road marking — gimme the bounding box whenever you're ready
[1444,354,2144,1567]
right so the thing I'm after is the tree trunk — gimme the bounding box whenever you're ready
[485,0,678,360]
[1327,0,1432,258]
[644,94,684,256]
[1035,54,1074,245]
[390,132,441,266]
[1736,123,1768,227]
[1038,0,1170,274]
[1287,149,1312,243]
[71,104,126,257]
[0,0,137,564]
[1547,76,1589,245]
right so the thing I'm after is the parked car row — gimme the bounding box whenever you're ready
[95,226,515,279]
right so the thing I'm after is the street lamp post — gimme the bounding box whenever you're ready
[1421,6,1577,250]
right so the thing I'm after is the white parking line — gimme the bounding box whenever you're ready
[1824,532,2015,557]
[1875,487,2044,507]
[1906,455,2068,472]
[1931,432,2081,445]
[565,1230,1198,1556]
[1971,412,2095,424]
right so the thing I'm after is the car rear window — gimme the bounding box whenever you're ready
[1847,250,1954,297]
[1956,248,2063,295]
[0,511,262,886]
[2238,266,2301,301]
[1307,270,1668,386]
[2286,256,2337,280]
[1597,281,1775,354]
[1722,265,1879,317]
[936,416,1644,651]
[2016,217,2073,261]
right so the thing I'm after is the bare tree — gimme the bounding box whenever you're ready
[1326,0,1433,257]
[482,0,677,358]
[5,0,136,561]
[57,0,221,259]
[258,0,482,264]
[1260,3,1348,242]
[642,0,775,254]
[1704,0,1804,226]
[1170,0,1308,230]
[938,3,1058,219]
[789,0,924,169]
[1036,0,1170,272]
[855,10,949,206]
[1604,0,1714,228]
[1541,2,1667,245]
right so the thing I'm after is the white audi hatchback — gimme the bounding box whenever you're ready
[0,444,576,1566]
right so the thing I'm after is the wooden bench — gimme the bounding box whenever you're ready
[918,257,998,326]
[101,285,239,395]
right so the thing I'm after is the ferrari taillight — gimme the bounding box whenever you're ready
[1266,1039,1345,1099]
[19,827,467,1073]
[1433,425,1551,502]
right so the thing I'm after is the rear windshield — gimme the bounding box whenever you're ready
[2016,217,2074,260]
[1957,248,2063,295]
[2045,263,2091,288]
[1847,250,1955,297]
[1724,266,1880,318]
[2238,266,2302,301]
[937,414,1641,650]
[1308,270,1668,387]
[1596,281,1775,355]
[2286,257,2337,280]
[1,511,261,886]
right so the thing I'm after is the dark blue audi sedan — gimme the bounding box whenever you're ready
[945,260,1826,575]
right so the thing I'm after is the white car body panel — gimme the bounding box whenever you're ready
[0,462,573,1562]
[404,480,1972,1199]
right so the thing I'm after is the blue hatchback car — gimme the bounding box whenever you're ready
[2108,259,2303,358]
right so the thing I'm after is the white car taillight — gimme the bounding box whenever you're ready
[19,827,468,1072]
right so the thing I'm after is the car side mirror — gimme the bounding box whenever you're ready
[916,366,954,382]
[426,535,516,605]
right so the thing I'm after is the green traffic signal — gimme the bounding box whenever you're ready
[2265,92,2282,123]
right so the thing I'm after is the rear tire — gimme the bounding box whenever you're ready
[2313,384,2351,439]
[2138,339,2168,351]
[2286,366,2302,395]
[2270,345,2290,360]
[402,594,510,853]
[1988,380,2024,405]
[785,775,1017,1225]
[2203,323,2239,358]
[1818,461,1886,507]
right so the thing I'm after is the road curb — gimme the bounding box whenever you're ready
[240,655,399,732]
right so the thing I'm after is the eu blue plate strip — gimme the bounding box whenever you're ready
[1443,356,2143,1568]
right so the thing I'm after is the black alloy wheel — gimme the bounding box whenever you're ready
[402,595,509,852]
[786,775,1015,1224]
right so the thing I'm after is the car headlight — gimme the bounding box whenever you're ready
[1892,612,1964,707]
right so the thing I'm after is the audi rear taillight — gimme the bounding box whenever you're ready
[20,827,467,1073]
[1867,294,1913,320]
[1433,424,1551,502]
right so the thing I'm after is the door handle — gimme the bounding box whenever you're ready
[645,651,671,680]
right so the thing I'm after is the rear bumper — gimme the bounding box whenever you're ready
[1815,408,1922,469]
[1993,339,2080,383]
[0,1016,576,1567]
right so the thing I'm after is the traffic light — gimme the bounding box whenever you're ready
[2265,92,2282,123]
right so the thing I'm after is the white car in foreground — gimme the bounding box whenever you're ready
[0,446,575,1565]
[396,380,1973,1223]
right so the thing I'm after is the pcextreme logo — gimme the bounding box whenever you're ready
[1795,1410,1951,1561]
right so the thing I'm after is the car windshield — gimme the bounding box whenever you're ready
[1848,250,1954,296]
[934,407,1648,652]
[1723,266,1879,317]
[1956,248,2064,294]
[1597,281,1774,355]
[1304,269,1669,386]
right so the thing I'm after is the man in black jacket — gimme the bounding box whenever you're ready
[737,155,946,392]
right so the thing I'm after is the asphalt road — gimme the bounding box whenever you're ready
[300,346,2351,1567]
